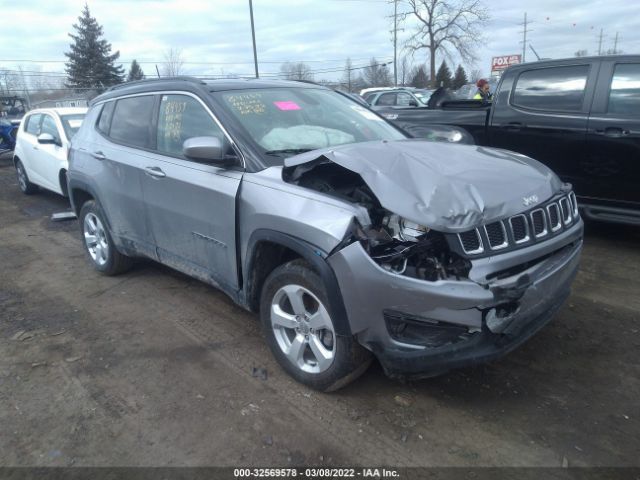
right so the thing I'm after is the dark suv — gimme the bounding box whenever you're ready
[68,77,583,391]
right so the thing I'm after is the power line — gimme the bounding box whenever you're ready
[0,57,387,65]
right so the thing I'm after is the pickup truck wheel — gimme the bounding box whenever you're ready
[15,160,37,195]
[79,200,133,276]
[260,260,371,392]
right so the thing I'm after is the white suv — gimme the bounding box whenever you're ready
[13,107,86,196]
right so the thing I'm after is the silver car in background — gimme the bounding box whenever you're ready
[68,78,583,391]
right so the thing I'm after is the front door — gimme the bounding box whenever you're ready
[34,114,65,193]
[141,93,243,291]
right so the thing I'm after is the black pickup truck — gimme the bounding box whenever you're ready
[376,55,640,225]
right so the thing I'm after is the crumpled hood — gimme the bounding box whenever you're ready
[283,139,564,232]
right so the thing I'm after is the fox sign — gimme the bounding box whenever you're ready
[491,55,522,73]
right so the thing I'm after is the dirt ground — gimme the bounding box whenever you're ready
[0,156,638,468]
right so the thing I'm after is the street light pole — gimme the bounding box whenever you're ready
[393,0,398,86]
[249,0,259,78]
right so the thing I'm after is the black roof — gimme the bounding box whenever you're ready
[91,77,325,105]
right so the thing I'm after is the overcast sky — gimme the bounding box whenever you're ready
[1,0,638,86]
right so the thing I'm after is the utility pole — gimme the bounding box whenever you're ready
[597,28,604,55]
[519,12,533,62]
[393,0,398,86]
[249,0,259,78]
[613,32,619,54]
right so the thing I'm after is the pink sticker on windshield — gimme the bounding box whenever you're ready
[274,101,301,111]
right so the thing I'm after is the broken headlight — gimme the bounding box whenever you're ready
[351,214,471,281]
[383,214,429,242]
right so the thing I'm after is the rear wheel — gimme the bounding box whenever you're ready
[15,160,37,195]
[79,200,133,275]
[260,260,371,391]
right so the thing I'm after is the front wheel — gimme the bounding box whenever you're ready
[79,200,133,276]
[260,260,371,391]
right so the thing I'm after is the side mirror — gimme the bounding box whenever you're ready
[37,133,58,145]
[183,136,234,165]
[408,99,419,107]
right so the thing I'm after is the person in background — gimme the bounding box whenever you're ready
[473,78,492,103]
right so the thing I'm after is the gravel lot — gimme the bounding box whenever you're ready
[0,157,638,468]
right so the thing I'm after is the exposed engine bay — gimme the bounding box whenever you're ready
[285,161,471,281]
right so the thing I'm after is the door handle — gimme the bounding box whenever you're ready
[503,122,524,131]
[594,127,630,138]
[144,166,166,178]
[91,151,106,161]
[33,146,38,150]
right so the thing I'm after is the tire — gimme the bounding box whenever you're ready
[78,200,133,276]
[15,159,38,195]
[260,260,372,391]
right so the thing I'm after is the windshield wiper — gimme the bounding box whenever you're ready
[264,148,314,156]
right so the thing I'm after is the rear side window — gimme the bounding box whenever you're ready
[156,94,225,157]
[97,101,115,135]
[608,63,640,115]
[25,114,42,135]
[512,65,590,112]
[109,95,155,148]
[377,93,397,106]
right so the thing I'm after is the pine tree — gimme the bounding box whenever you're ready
[452,65,469,89]
[435,60,452,88]
[409,66,429,88]
[127,60,145,82]
[64,4,124,90]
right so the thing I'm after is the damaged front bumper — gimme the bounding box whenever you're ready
[327,218,583,379]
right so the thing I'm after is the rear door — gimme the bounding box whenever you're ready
[489,62,597,193]
[90,95,157,258]
[18,114,43,183]
[140,93,243,291]
[584,61,640,208]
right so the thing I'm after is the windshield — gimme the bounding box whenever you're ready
[413,90,433,104]
[60,113,85,140]
[215,87,406,165]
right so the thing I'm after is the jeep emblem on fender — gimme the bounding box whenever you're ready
[523,194,539,207]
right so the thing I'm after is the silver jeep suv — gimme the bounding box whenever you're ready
[68,78,583,391]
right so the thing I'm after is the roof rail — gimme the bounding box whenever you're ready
[106,76,207,92]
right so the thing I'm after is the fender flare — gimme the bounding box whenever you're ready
[244,229,352,337]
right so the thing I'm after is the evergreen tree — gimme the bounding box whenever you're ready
[434,60,453,88]
[64,4,124,90]
[452,65,468,89]
[127,60,145,82]
[409,66,429,88]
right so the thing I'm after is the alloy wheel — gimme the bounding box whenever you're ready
[83,212,109,266]
[16,164,27,191]
[270,284,336,374]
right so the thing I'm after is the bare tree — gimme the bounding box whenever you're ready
[341,58,355,92]
[161,48,185,76]
[362,58,392,87]
[398,55,412,86]
[469,68,482,83]
[0,69,26,95]
[405,0,489,86]
[279,62,314,81]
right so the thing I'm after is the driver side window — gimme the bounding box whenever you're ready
[156,94,225,158]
